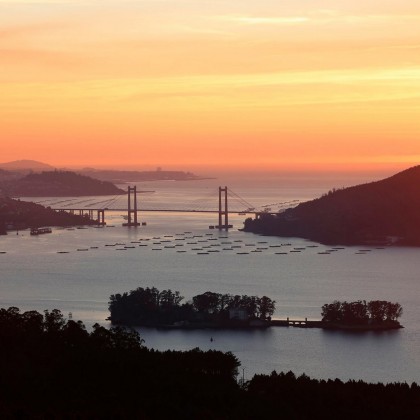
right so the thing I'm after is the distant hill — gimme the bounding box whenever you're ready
[0,160,55,172]
[1,171,125,197]
[244,166,420,246]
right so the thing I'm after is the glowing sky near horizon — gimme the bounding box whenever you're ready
[1,0,420,170]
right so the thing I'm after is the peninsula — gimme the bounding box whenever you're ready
[0,160,212,185]
[0,197,97,234]
[78,168,213,183]
[1,171,125,197]
[244,165,420,246]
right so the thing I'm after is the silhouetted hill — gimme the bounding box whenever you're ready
[2,171,125,197]
[244,166,420,246]
[0,160,54,172]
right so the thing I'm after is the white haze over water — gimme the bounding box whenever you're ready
[1,171,419,383]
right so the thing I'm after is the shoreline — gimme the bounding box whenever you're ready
[109,319,403,332]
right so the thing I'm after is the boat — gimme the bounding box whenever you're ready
[30,227,52,235]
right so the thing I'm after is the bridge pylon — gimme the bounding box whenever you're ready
[97,209,106,226]
[123,186,140,227]
[215,186,233,230]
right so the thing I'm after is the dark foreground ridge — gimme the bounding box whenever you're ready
[0,306,419,418]
[244,165,420,246]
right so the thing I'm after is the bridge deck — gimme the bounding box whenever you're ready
[55,208,279,215]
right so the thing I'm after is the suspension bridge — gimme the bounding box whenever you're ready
[33,186,299,229]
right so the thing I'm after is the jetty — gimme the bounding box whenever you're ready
[270,318,323,328]
[270,318,403,331]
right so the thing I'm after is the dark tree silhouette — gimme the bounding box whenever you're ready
[109,287,276,326]
[322,300,402,326]
[0,306,418,417]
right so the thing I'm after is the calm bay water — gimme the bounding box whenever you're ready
[1,172,419,383]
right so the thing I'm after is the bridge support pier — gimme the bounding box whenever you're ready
[97,210,106,226]
[123,186,140,227]
[216,186,232,230]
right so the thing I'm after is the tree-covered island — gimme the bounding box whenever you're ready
[109,288,403,331]
[109,287,276,328]
[321,300,403,330]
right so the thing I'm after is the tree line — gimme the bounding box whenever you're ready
[321,300,403,325]
[0,306,419,418]
[0,306,240,417]
[108,286,276,326]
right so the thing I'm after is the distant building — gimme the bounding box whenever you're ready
[229,308,248,321]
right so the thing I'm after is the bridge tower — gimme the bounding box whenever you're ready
[216,186,232,230]
[97,209,106,226]
[123,186,140,227]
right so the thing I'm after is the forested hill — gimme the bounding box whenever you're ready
[244,165,420,246]
[1,171,125,197]
[0,197,96,233]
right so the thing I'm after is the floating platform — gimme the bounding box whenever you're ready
[209,224,233,229]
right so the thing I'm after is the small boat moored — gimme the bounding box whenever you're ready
[30,227,52,236]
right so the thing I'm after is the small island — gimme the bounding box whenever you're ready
[108,287,276,328]
[272,299,403,331]
[320,300,403,330]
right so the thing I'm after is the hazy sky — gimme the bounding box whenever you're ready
[1,0,419,171]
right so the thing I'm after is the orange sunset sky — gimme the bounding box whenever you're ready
[1,0,419,171]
